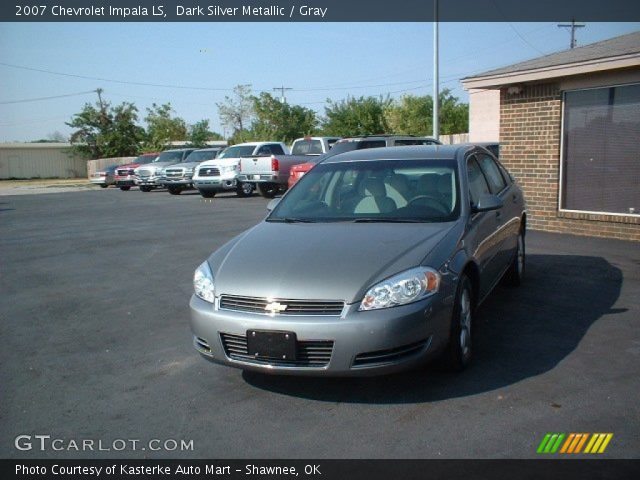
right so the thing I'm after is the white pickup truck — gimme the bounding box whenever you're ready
[192,141,289,198]
[237,136,339,198]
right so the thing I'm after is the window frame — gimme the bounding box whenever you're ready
[558,82,640,218]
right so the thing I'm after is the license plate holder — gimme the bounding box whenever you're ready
[247,330,297,361]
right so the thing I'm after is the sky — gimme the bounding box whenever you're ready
[1,21,639,142]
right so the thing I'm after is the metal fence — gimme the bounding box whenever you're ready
[0,143,88,179]
[438,133,469,145]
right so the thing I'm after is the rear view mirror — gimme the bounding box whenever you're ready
[473,194,503,213]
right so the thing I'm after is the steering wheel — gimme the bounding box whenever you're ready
[407,195,450,215]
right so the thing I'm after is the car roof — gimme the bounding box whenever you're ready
[322,144,473,163]
[193,147,222,152]
[233,141,281,147]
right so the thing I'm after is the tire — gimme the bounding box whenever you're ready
[199,190,216,198]
[257,182,279,199]
[100,184,108,189]
[445,275,474,372]
[119,186,131,191]
[168,186,182,195]
[236,182,253,198]
[140,186,152,193]
[504,230,525,287]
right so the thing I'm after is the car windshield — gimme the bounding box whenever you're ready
[185,150,219,162]
[292,139,323,155]
[218,145,256,158]
[269,159,460,223]
[155,151,184,163]
[136,155,156,164]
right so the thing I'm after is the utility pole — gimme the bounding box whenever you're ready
[95,88,108,128]
[557,19,585,49]
[432,0,439,141]
[273,86,292,104]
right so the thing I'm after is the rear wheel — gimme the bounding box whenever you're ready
[119,186,131,191]
[236,182,253,197]
[504,231,525,287]
[140,186,152,192]
[168,186,182,195]
[445,275,474,372]
[257,182,279,199]
[99,184,108,189]
[199,190,216,198]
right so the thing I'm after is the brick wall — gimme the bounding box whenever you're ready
[499,82,640,241]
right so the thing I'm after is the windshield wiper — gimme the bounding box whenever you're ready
[351,217,428,223]
[268,217,317,223]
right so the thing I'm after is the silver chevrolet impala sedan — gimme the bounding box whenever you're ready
[190,144,526,376]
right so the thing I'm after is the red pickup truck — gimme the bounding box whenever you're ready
[114,153,159,190]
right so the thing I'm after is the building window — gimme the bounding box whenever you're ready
[561,83,640,216]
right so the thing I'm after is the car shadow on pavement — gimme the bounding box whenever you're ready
[242,253,623,404]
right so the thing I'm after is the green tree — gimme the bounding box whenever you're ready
[250,93,318,143]
[144,103,187,150]
[321,96,391,137]
[383,89,469,136]
[216,85,254,139]
[188,120,223,147]
[66,97,145,158]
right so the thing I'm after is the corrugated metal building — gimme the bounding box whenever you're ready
[0,143,88,179]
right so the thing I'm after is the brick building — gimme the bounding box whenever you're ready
[462,31,640,241]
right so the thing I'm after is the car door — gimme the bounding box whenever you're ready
[476,152,518,276]
[466,154,504,299]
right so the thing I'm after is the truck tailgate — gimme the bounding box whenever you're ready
[239,155,272,176]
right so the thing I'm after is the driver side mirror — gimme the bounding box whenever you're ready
[266,197,281,212]
[472,194,503,213]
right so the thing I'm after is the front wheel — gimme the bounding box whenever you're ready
[99,184,108,189]
[504,231,525,287]
[236,182,253,198]
[199,190,216,198]
[444,275,474,372]
[168,186,182,195]
[139,186,152,192]
[257,182,279,199]
[119,186,131,191]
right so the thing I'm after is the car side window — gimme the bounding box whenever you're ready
[270,144,285,155]
[477,154,507,194]
[467,156,491,206]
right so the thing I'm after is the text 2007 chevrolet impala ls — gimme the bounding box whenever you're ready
[189,144,526,376]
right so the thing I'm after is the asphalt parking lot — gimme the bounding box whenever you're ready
[1,188,639,459]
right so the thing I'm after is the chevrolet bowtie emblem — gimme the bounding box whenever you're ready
[265,302,287,313]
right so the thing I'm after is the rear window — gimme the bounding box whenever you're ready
[292,140,324,155]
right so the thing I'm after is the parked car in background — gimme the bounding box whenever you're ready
[114,153,159,191]
[90,164,118,188]
[193,142,289,198]
[135,148,196,192]
[190,144,526,376]
[163,148,223,195]
[288,135,441,188]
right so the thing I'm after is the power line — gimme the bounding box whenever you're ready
[0,90,96,105]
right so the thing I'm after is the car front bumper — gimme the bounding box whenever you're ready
[189,293,452,376]
[136,177,164,186]
[162,179,193,187]
[194,177,238,191]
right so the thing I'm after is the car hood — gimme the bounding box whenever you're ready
[209,221,455,304]
[138,162,175,170]
[165,162,201,170]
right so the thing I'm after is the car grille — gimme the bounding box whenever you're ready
[117,169,134,176]
[194,336,211,353]
[165,168,184,179]
[219,295,345,316]
[138,169,153,177]
[352,338,430,367]
[199,167,220,177]
[220,333,333,367]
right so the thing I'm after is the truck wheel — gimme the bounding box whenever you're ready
[168,186,182,195]
[236,182,253,198]
[119,186,131,191]
[199,190,216,198]
[100,184,108,189]
[257,183,279,199]
[140,186,152,193]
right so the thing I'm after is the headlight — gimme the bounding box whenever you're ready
[221,164,237,173]
[157,168,165,176]
[359,267,440,311]
[194,261,215,303]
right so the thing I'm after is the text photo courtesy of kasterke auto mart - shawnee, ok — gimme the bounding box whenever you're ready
[1,1,639,479]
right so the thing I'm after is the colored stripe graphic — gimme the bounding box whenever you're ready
[540,433,614,454]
